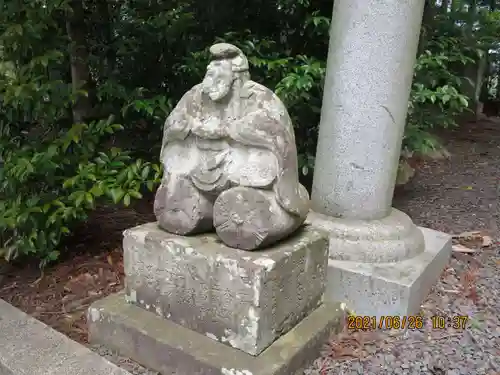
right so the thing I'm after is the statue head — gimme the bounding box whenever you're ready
[202,43,249,102]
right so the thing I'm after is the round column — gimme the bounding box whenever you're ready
[311,0,426,220]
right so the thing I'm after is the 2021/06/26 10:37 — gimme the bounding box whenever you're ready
[347,315,424,330]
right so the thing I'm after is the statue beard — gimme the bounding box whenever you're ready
[202,76,232,102]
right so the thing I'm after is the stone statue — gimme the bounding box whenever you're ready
[154,43,310,250]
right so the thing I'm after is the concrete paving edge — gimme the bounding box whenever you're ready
[0,298,131,375]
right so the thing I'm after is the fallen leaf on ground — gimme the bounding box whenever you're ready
[481,235,493,247]
[64,272,95,292]
[63,295,95,312]
[452,231,482,240]
[116,261,124,274]
[453,252,483,268]
[460,266,480,304]
[440,288,460,294]
[452,244,476,253]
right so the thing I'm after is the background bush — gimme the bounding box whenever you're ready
[0,0,498,265]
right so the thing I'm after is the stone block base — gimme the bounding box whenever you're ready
[123,222,328,355]
[324,227,451,317]
[88,293,344,375]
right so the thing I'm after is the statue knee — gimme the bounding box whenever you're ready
[154,176,213,235]
[213,187,304,250]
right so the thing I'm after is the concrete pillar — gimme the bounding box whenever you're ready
[311,0,425,220]
[306,0,452,317]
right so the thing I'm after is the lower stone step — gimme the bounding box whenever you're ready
[88,292,344,375]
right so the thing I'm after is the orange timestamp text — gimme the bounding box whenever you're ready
[347,315,424,330]
[430,315,469,329]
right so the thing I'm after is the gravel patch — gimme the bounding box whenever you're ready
[306,120,500,375]
[306,251,500,375]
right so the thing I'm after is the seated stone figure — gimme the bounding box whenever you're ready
[154,43,310,250]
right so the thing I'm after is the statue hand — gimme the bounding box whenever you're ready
[191,116,228,139]
[164,111,190,141]
[222,118,238,138]
[226,117,251,141]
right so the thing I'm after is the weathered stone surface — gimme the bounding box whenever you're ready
[323,226,452,317]
[306,209,425,263]
[154,42,309,250]
[88,293,344,375]
[311,0,425,221]
[0,298,130,375]
[307,0,449,322]
[123,222,328,356]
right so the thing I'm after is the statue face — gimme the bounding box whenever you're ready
[202,60,233,102]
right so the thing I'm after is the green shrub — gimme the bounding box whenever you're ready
[1,0,496,267]
[0,117,161,267]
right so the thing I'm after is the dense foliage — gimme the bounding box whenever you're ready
[0,0,499,265]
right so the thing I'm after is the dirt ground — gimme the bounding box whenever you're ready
[0,197,155,344]
[0,117,499,374]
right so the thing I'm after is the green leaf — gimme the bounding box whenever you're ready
[85,193,94,206]
[109,188,125,204]
[141,166,151,180]
[459,96,469,107]
[129,190,142,199]
[123,193,131,207]
[63,178,75,188]
[127,169,134,181]
[89,184,104,197]
[116,169,128,183]
[75,192,85,207]
[47,251,60,261]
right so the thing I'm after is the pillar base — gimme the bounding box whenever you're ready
[306,209,425,263]
[306,211,452,317]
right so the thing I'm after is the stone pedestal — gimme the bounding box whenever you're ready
[307,212,451,316]
[309,0,452,317]
[88,223,343,375]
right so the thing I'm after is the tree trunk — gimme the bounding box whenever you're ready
[441,0,450,13]
[96,0,116,76]
[66,0,94,123]
[417,0,435,55]
[467,0,477,35]
[497,64,500,99]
